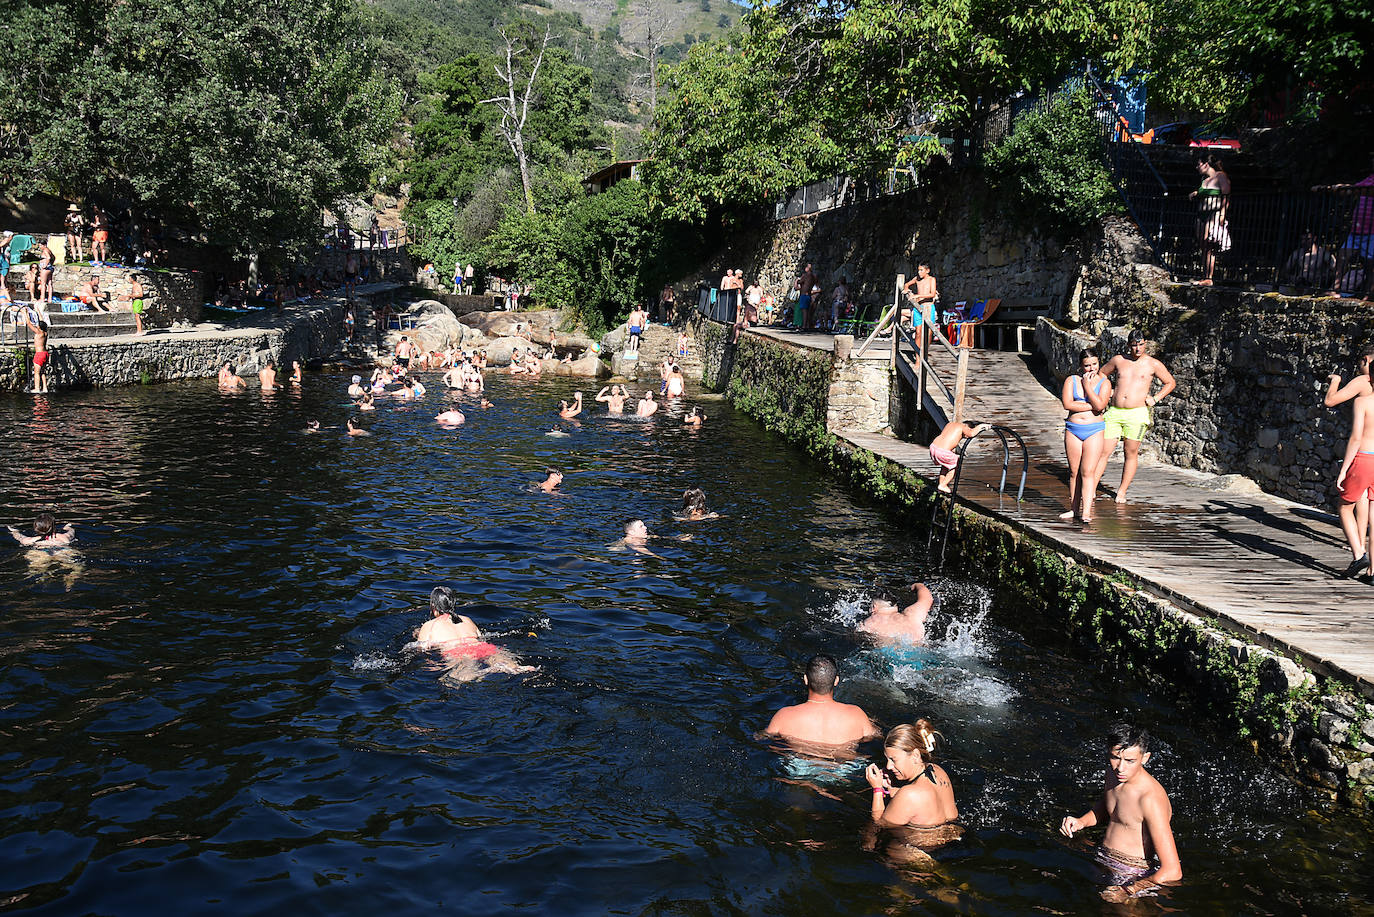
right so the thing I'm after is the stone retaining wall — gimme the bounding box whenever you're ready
[687,313,1374,804]
[38,263,202,326]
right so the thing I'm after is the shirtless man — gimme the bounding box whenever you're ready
[764,654,879,748]
[8,513,76,548]
[859,583,934,645]
[76,275,109,311]
[559,391,583,419]
[1335,359,1374,582]
[901,263,938,329]
[636,389,659,417]
[1327,347,1374,577]
[20,303,50,394]
[538,469,563,493]
[259,360,281,390]
[441,364,463,389]
[435,408,465,426]
[415,586,532,683]
[217,361,247,391]
[346,419,370,436]
[1093,330,1176,504]
[595,384,628,414]
[683,406,706,428]
[929,420,991,493]
[394,335,415,369]
[1061,723,1182,902]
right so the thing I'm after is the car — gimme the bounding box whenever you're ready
[1151,121,1242,151]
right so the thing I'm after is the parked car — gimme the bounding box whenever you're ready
[1151,121,1243,151]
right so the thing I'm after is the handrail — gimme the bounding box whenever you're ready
[926,422,1030,569]
[895,325,955,406]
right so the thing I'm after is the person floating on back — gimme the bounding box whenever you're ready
[1060,723,1182,902]
[8,512,76,548]
[929,421,990,493]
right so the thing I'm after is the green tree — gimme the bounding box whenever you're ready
[0,0,399,255]
[985,91,1122,235]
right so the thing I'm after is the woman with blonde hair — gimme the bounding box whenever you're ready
[865,719,960,843]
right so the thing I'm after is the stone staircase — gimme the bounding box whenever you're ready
[616,322,704,381]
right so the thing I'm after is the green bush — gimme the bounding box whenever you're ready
[985,90,1122,236]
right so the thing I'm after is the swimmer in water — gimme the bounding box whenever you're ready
[665,363,685,398]
[479,397,493,409]
[8,512,76,548]
[217,361,246,391]
[546,428,571,438]
[636,390,659,417]
[1061,723,1181,902]
[290,360,303,385]
[683,406,706,428]
[304,420,321,433]
[348,375,365,399]
[859,583,933,645]
[764,654,878,749]
[396,378,415,400]
[415,586,534,683]
[677,487,719,521]
[539,469,563,493]
[412,378,426,397]
[559,391,584,419]
[435,409,465,426]
[615,518,662,557]
[595,385,628,415]
[346,419,371,436]
[864,720,962,854]
[357,392,375,411]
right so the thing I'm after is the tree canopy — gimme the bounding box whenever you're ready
[0,0,399,255]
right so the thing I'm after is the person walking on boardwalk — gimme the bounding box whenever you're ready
[1335,358,1374,582]
[1093,330,1175,504]
[1060,349,1112,523]
[1061,723,1182,902]
[1326,347,1374,576]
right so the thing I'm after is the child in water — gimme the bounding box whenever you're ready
[8,512,76,548]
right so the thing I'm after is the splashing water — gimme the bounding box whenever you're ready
[351,651,401,672]
[927,579,994,659]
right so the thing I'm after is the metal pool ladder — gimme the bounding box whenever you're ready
[927,424,1029,570]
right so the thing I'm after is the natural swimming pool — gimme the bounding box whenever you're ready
[1,374,1371,914]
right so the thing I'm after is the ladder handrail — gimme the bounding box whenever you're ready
[926,422,1031,569]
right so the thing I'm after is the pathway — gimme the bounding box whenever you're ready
[746,326,1374,695]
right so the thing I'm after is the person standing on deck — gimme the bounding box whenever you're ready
[1061,349,1112,523]
[1326,346,1374,576]
[765,654,879,747]
[1061,723,1182,902]
[1093,330,1176,504]
[793,263,816,330]
[1335,358,1374,583]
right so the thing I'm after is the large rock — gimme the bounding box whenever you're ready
[480,335,539,366]
[557,352,612,378]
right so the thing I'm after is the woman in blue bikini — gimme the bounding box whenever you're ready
[1061,348,1112,523]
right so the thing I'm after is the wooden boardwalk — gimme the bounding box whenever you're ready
[816,343,1374,695]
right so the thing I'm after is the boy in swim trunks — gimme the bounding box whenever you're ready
[1094,330,1176,504]
[859,583,933,645]
[20,303,50,393]
[415,586,533,683]
[1335,359,1374,583]
[1061,723,1181,902]
[929,421,991,492]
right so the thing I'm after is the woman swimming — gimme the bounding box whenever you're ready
[865,720,962,850]
[1060,348,1112,523]
[677,487,718,521]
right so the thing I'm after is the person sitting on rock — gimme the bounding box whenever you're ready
[75,275,110,311]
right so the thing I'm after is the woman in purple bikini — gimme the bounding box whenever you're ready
[1061,348,1112,523]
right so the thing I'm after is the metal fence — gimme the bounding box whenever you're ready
[696,286,740,323]
[772,170,921,221]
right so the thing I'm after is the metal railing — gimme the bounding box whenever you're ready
[927,424,1030,570]
[772,169,921,221]
[695,286,740,324]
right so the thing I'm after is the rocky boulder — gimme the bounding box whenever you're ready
[480,335,543,366]
[557,351,613,378]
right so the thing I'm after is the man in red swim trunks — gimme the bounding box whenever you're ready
[21,303,50,393]
[414,586,534,682]
[1336,359,1374,583]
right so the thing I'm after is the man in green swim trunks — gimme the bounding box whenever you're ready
[1094,330,1175,504]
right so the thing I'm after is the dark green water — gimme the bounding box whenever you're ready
[1,374,1370,915]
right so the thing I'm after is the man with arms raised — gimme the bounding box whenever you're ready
[859,583,934,645]
[765,654,879,748]
[1093,330,1176,504]
[1061,723,1182,902]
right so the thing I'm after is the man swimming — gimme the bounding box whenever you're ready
[677,487,719,521]
[435,409,465,426]
[636,390,659,417]
[1093,330,1176,504]
[559,391,584,419]
[765,654,880,748]
[1061,723,1182,901]
[595,385,628,414]
[218,362,246,391]
[8,512,76,548]
[415,586,533,683]
[539,469,563,493]
[346,420,371,436]
[859,583,933,645]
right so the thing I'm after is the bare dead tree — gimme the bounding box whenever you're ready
[481,25,551,215]
[625,6,669,117]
